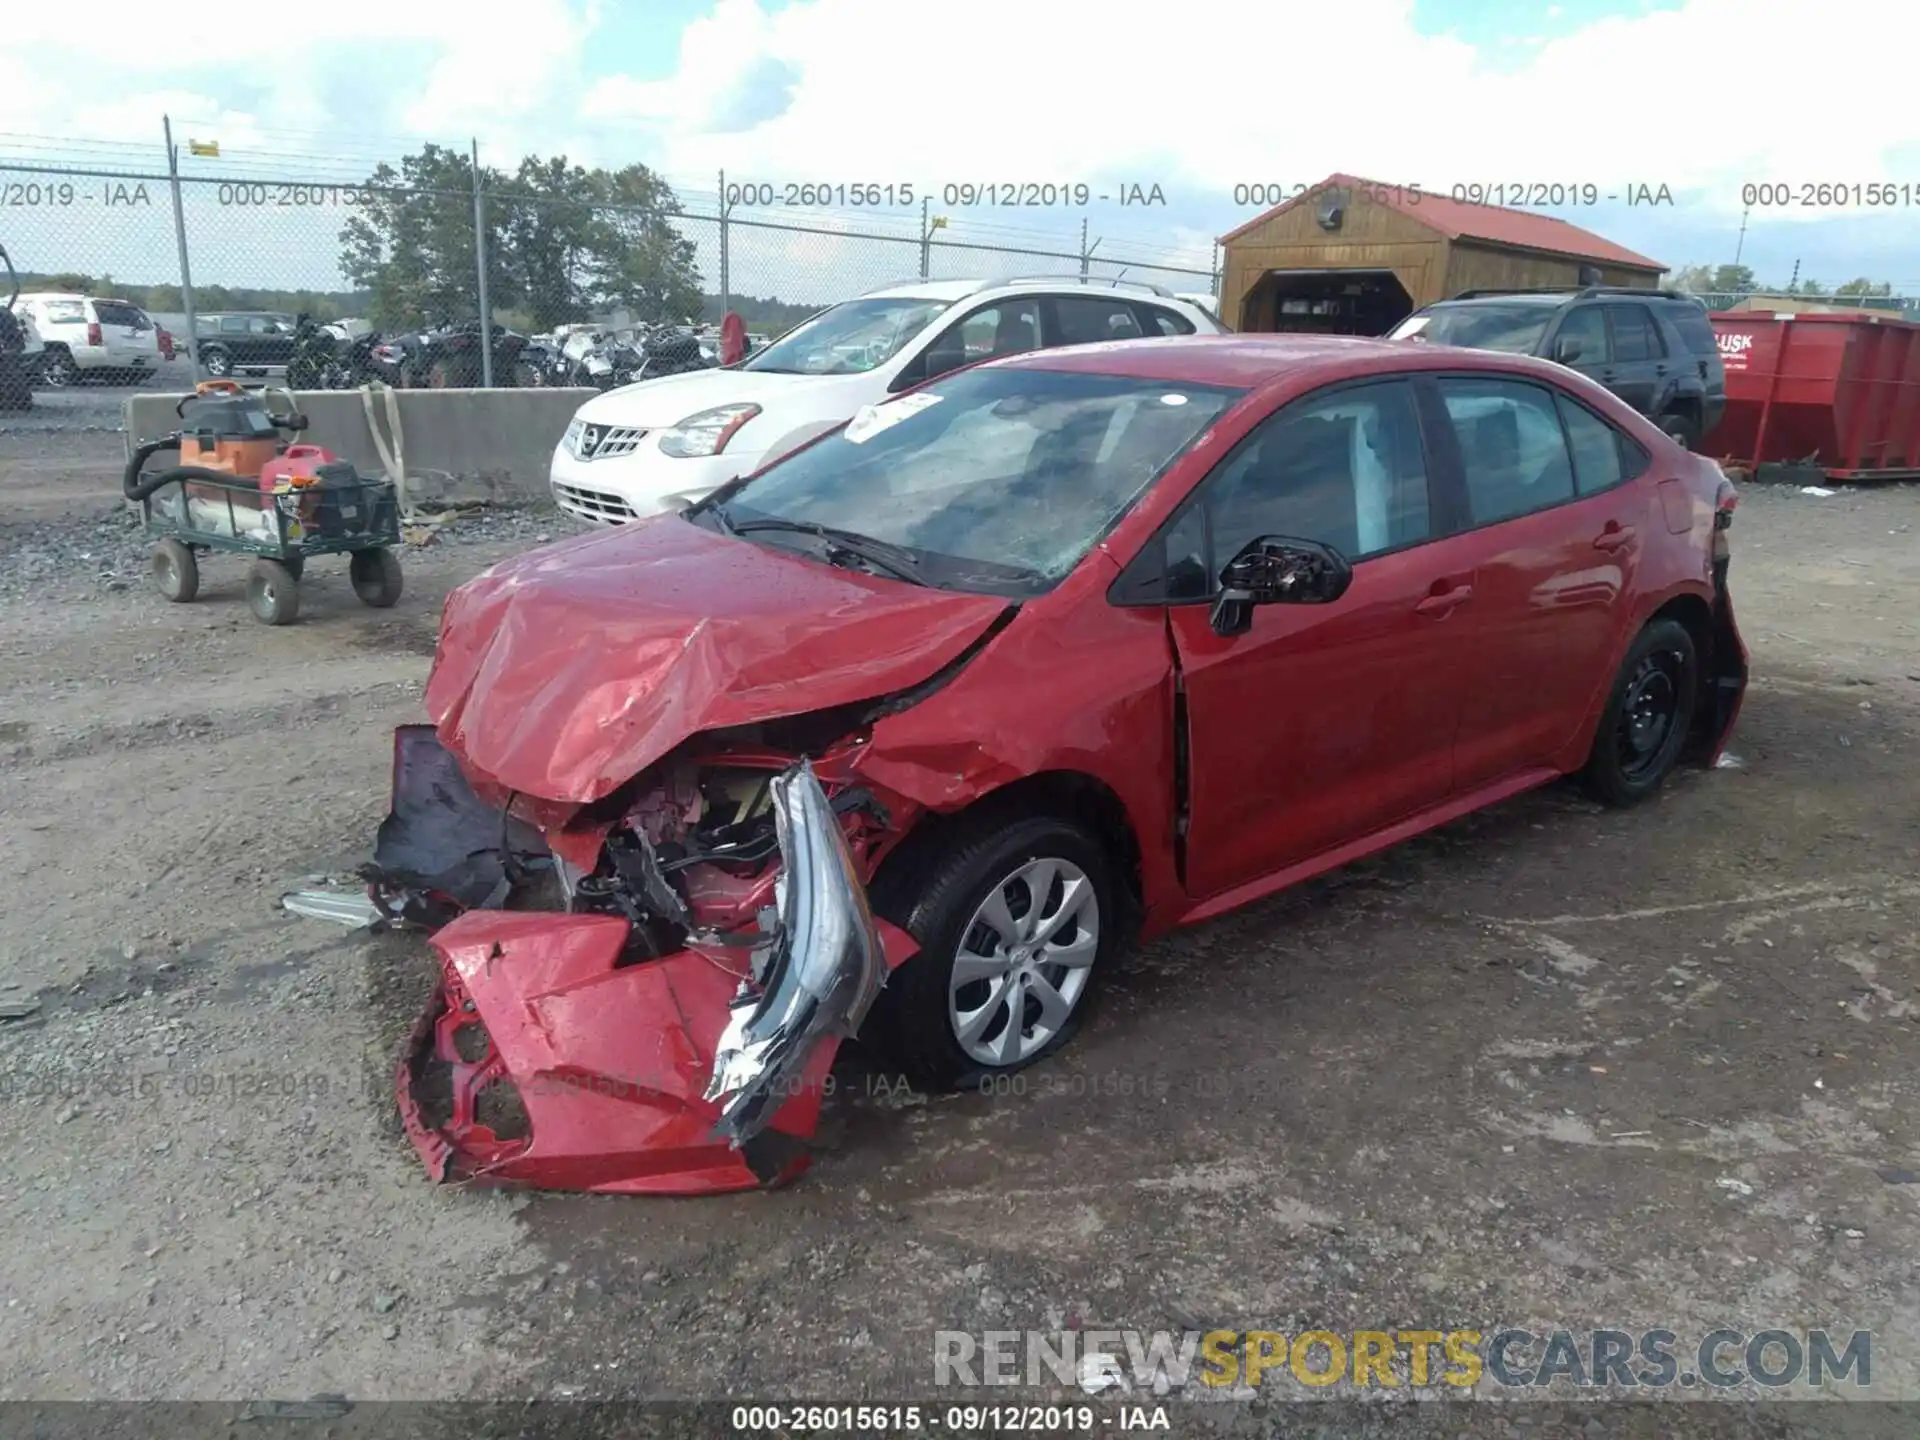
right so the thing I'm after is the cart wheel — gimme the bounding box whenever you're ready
[152,539,199,603]
[349,548,404,608]
[247,559,301,625]
[281,552,306,581]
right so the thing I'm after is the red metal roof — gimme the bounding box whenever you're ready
[1219,173,1665,273]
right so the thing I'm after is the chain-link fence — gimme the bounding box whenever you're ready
[0,133,1220,388]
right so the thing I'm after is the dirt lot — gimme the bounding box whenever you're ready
[2,430,1918,1434]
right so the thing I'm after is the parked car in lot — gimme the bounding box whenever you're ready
[18,292,162,386]
[549,276,1225,525]
[190,312,298,379]
[1388,287,1726,448]
[364,332,1748,1194]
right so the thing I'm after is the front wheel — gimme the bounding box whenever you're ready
[200,347,233,379]
[869,814,1116,1092]
[152,539,199,602]
[1583,617,1699,806]
[246,558,301,625]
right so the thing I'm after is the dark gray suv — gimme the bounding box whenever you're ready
[1388,287,1726,448]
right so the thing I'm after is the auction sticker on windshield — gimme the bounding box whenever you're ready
[845,392,943,444]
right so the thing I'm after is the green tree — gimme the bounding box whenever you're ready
[1709,264,1757,294]
[501,156,604,329]
[339,144,514,329]
[586,163,703,325]
[1834,277,1894,297]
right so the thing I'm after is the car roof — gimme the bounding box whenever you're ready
[858,278,1201,305]
[986,333,1586,389]
[1427,293,1570,309]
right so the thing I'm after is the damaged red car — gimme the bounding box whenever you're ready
[317,334,1747,1196]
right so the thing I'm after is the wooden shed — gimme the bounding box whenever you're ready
[1218,174,1666,335]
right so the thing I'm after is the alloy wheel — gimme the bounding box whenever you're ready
[947,857,1100,1067]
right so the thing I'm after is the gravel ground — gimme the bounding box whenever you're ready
[2,433,1919,1437]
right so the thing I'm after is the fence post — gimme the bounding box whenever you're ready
[162,116,201,381]
[718,169,730,318]
[919,197,931,279]
[471,138,494,387]
[1079,217,1090,280]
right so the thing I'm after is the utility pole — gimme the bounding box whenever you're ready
[471,139,494,387]
[1732,206,1751,267]
[162,116,201,380]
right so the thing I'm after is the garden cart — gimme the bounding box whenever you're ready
[124,380,404,625]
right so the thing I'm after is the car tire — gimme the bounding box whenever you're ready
[349,547,404,608]
[246,558,301,625]
[201,347,233,379]
[40,347,77,388]
[1658,412,1699,449]
[868,811,1117,1092]
[1583,617,1699,807]
[152,540,199,602]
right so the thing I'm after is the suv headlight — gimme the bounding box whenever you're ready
[659,403,761,458]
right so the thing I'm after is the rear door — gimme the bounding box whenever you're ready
[1145,377,1484,898]
[1044,296,1146,348]
[1600,303,1663,414]
[1429,374,1651,790]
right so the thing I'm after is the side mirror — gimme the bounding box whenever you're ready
[919,344,965,381]
[1208,536,1353,637]
[1552,336,1584,364]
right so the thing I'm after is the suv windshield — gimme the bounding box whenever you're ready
[1392,303,1557,354]
[742,296,952,375]
[702,366,1243,596]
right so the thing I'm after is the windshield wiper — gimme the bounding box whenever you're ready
[729,518,927,586]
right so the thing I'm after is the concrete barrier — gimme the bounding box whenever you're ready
[123,387,598,505]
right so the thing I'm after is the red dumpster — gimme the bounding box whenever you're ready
[1707,310,1920,480]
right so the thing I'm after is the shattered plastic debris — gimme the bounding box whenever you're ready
[1801,486,1837,497]
[1715,751,1746,770]
[1716,1177,1755,1198]
[281,889,384,928]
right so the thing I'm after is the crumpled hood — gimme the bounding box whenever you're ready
[425,515,1011,804]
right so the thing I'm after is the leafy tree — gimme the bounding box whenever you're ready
[1834,277,1894,297]
[1709,264,1757,294]
[501,156,604,329]
[339,144,514,329]
[587,163,703,325]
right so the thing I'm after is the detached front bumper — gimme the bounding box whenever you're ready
[376,740,910,1196]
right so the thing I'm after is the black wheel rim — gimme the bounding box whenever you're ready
[1616,648,1685,782]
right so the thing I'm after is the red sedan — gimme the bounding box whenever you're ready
[361,334,1747,1194]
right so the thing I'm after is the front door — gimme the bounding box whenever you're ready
[1160,378,1480,899]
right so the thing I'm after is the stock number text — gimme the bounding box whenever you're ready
[1742,182,1917,208]
[1233,180,1423,207]
[215,183,371,207]
[724,181,916,208]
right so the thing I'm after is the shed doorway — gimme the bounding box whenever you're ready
[1238,269,1414,337]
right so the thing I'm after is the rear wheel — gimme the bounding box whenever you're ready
[246,558,301,625]
[152,540,199,602]
[1658,411,1699,449]
[40,347,77,388]
[199,347,233,379]
[1583,617,1699,806]
[868,813,1116,1092]
[349,547,404,607]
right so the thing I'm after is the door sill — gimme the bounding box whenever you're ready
[1174,767,1563,927]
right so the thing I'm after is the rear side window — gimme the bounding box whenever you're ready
[40,300,86,323]
[93,301,148,329]
[1605,304,1664,362]
[1053,297,1144,344]
[1143,306,1195,336]
[220,316,248,334]
[1556,394,1629,494]
[1439,377,1576,524]
[1660,301,1719,358]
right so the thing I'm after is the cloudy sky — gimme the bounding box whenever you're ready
[2,0,1917,304]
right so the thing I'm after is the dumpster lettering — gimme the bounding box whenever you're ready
[1717,332,1754,372]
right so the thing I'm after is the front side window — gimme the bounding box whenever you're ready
[220,316,248,334]
[741,296,952,375]
[1439,377,1577,524]
[703,366,1243,596]
[1155,380,1432,602]
[1553,306,1610,365]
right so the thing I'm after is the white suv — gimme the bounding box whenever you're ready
[18,292,163,387]
[550,277,1226,524]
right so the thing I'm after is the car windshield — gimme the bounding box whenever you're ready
[741,296,952,375]
[1393,303,1556,354]
[701,365,1244,597]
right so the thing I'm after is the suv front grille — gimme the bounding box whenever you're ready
[577,424,649,460]
[553,483,636,525]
